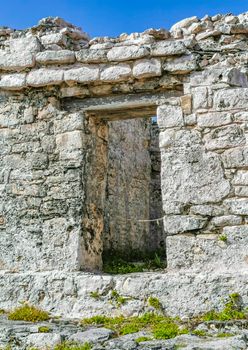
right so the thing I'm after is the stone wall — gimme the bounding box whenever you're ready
[0,12,248,321]
[158,71,248,273]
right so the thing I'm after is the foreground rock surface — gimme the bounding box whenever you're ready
[0,316,247,349]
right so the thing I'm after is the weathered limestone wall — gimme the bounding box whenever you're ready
[0,91,89,272]
[159,71,248,272]
[0,12,248,321]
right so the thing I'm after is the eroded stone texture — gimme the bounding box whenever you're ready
[103,118,165,257]
[0,13,248,333]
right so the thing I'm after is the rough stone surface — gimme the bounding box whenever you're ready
[0,14,248,348]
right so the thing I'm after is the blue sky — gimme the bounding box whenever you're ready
[0,0,248,38]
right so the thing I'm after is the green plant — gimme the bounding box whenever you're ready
[38,325,51,333]
[217,332,233,338]
[54,342,91,350]
[120,323,140,335]
[148,297,162,310]
[82,315,111,325]
[81,312,188,339]
[153,322,188,340]
[110,290,128,306]
[8,303,50,322]
[219,234,227,243]
[152,253,165,269]
[192,329,207,337]
[202,293,247,321]
[135,336,153,343]
[102,250,166,274]
[89,291,101,300]
[0,309,5,314]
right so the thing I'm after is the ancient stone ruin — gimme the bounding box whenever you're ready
[0,13,248,349]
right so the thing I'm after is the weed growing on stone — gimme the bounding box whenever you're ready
[217,332,234,338]
[110,290,129,307]
[89,291,101,299]
[219,234,228,243]
[81,312,189,339]
[148,296,162,310]
[102,250,166,274]
[202,293,247,321]
[192,329,207,337]
[8,303,50,322]
[38,325,51,333]
[153,322,189,340]
[54,342,91,350]
[135,336,153,343]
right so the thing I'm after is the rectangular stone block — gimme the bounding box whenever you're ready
[133,58,161,78]
[100,64,131,82]
[180,94,192,115]
[157,104,183,128]
[232,170,248,185]
[234,186,248,197]
[163,215,207,235]
[192,87,208,110]
[0,73,26,90]
[204,125,245,151]
[64,66,99,83]
[163,54,199,74]
[222,147,248,168]
[41,33,67,46]
[8,37,41,54]
[76,49,108,63]
[214,88,248,110]
[224,198,248,215]
[56,130,83,160]
[54,113,84,134]
[27,68,64,86]
[36,50,75,65]
[197,112,232,127]
[151,40,187,56]
[107,45,150,61]
[211,215,242,227]
[0,51,34,71]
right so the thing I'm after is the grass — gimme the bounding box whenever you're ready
[89,291,101,300]
[192,330,207,337]
[217,332,234,338]
[38,325,51,333]
[102,250,166,274]
[54,342,91,350]
[110,290,129,307]
[81,312,189,339]
[8,303,50,322]
[135,336,153,343]
[148,297,162,310]
[202,293,247,322]
[219,234,228,243]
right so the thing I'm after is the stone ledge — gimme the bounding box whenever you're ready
[0,270,247,319]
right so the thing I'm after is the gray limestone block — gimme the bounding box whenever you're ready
[64,66,100,83]
[133,58,161,78]
[100,64,132,82]
[107,45,150,61]
[36,50,75,65]
[69,328,113,343]
[76,48,108,63]
[26,333,62,348]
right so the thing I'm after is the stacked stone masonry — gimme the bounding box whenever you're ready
[0,13,248,324]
